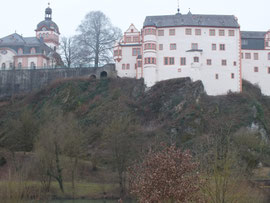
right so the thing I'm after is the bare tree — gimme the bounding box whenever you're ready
[75,11,122,67]
[60,36,77,68]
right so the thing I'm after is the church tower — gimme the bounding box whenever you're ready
[36,4,60,51]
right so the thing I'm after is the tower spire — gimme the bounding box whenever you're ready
[45,2,52,20]
[177,0,180,14]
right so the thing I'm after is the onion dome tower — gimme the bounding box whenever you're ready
[36,3,60,51]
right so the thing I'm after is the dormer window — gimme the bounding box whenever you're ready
[31,48,36,54]
[18,48,23,55]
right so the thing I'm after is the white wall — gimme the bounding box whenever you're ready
[242,50,270,95]
[0,49,16,69]
[143,26,241,95]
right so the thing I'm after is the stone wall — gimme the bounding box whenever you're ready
[0,64,116,99]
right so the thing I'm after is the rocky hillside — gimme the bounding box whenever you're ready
[0,77,270,170]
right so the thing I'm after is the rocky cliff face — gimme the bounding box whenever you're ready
[0,77,270,167]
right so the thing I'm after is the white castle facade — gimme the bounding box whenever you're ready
[114,11,270,96]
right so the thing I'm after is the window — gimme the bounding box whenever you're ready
[132,48,141,56]
[164,57,174,65]
[126,37,131,42]
[219,30,225,36]
[18,48,23,55]
[191,43,198,50]
[245,53,251,59]
[241,53,244,59]
[209,29,216,36]
[180,57,186,65]
[231,73,235,79]
[266,42,269,47]
[215,74,219,80]
[212,44,217,50]
[138,61,142,67]
[222,60,227,66]
[268,67,270,74]
[229,30,235,36]
[170,43,177,50]
[30,62,36,69]
[18,62,22,69]
[9,63,13,68]
[268,53,270,60]
[207,59,212,65]
[254,53,259,60]
[126,64,130,69]
[144,43,156,50]
[185,28,192,35]
[144,28,156,35]
[158,30,164,36]
[195,29,201,35]
[234,61,237,66]
[254,67,259,72]
[131,29,134,33]
[194,57,199,63]
[145,57,156,64]
[220,44,225,51]
[122,64,125,70]
[169,29,175,36]
[1,63,5,69]
[30,48,36,54]
[159,44,163,50]
[133,36,139,42]
[242,40,248,46]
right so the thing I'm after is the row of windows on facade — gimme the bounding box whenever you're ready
[122,61,142,70]
[142,57,237,66]
[253,66,270,74]
[114,48,141,57]
[1,62,47,69]
[114,43,227,57]
[144,43,226,51]
[242,40,270,47]
[242,52,270,60]
[17,48,46,55]
[124,36,140,43]
[144,28,236,37]
[177,68,236,80]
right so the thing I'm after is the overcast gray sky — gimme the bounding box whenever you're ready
[0,0,269,38]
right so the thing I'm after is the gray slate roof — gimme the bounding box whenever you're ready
[241,31,266,39]
[144,13,240,28]
[0,33,53,55]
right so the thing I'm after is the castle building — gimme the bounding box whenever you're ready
[114,11,270,96]
[0,5,62,70]
[241,31,270,95]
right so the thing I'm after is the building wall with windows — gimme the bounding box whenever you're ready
[115,12,242,96]
[145,26,241,95]
[114,24,143,79]
[0,5,61,70]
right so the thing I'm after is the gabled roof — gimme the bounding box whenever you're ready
[143,14,240,28]
[241,31,266,39]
